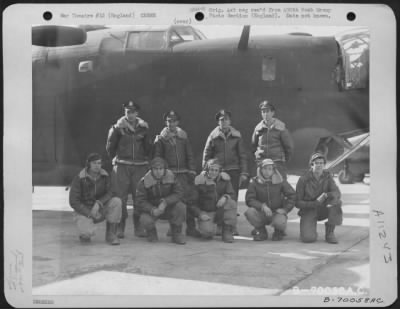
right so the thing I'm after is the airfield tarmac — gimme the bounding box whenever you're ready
[32,176,369,296]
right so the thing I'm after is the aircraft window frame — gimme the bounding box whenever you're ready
[125,31,168,51]
[261,56,276,81]
[170,27,204,43]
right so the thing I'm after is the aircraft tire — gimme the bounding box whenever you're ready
[338,170,354,184]
[353,173,365,183]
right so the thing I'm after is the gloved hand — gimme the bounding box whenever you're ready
[275,208,287,216]
[152,207,163,217]
[239,174,248,188]
[216,196,227,208]
[90,202,104,223]
[316,193,328,203]
[199,213,211,221]
[158,200,167,212]
[262,204,273,217]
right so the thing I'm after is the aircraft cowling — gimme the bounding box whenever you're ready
[32,25,87,47]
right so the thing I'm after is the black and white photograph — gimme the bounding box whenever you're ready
[3,3,397,307]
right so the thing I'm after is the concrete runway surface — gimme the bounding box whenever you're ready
[32,176,370,296]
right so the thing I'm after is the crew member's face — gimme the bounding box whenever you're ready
[89,159,102,174]
[260,165,274,178]
[166,119,179,131]
[311,158,325,174]
[125,109,138,122]
[207,165,220,180]
[218,117,231,130]
[152,166,165,180]
[261,108,275,122]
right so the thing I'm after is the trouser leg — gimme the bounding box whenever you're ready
[104,197,122,223]
[140,212,158,242]
[326,202,343,226]
[73,212,96,239]
[167,201,186,226]
[223,170,240,235]
[244,207,271,228]
[112,164,130,237]
[300,209,318,243]
[271,213,287,232]
[130,165,148,236]
[198,211,216,238]
[176,173,198,234]
[165,202,187,244]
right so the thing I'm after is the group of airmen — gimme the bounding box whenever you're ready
[69,100,343,246]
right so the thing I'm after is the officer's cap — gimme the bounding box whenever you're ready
[259,100,275,111]
[215,109,232,121]
[123,100,140,112]
[163,110,180,121]
[309,152,327,165]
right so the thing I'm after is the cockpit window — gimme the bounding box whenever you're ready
[126,31,168,50]
[170,27,205,45]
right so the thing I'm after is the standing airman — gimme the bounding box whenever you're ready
[106,100,151,239]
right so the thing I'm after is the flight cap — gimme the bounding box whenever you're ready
[163,110,180,121]
[215,109,232,121]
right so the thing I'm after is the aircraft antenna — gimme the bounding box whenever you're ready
[238,25,250,51]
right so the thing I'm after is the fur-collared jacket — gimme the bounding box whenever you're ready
[106,116,151,165]
[245,167,296,213]
[135,169,184,214]
[251,118,294,162]
[295,170,341,214]
[190,171,236,215]
[202,126,248,175]
[153,127,196,174]
[69,168,113,216]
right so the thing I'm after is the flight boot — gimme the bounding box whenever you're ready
[146,227,158,243]
[171,224,186,245]
[133,213,147,238]
[325,223,339,244]
[253,227,268,241]
[106,222,120,245]
[272,229,284,241]
[222,224,234,243]
[186,216,201,238]
[117,219,126,239]
[232,225,239,236]
[216,224,222,236]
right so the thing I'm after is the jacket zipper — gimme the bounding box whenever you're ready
[132,134,135,162]
[174,140,180,172]
[266,182,271,208]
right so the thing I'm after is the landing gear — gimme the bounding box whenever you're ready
[338,169,353,184]
[338,160,353,184]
